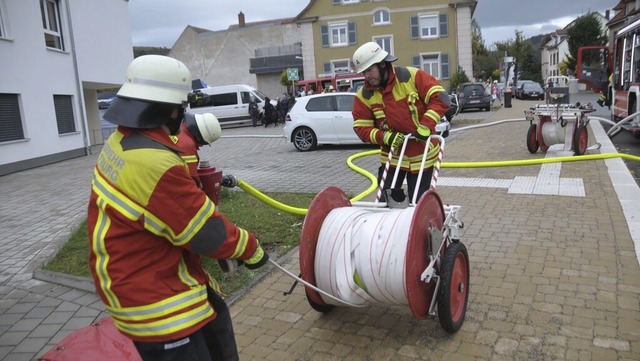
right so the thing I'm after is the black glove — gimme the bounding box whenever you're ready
[384,132,405,149]
[244,243,269,270]
[221,174,238,188]
[218,259,243,273]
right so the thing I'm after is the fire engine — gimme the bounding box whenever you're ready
[295,72,364,94]
[577,18,640,137]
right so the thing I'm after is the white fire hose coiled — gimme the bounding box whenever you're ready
[314,206,416,307]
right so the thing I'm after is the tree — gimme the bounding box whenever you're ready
[450,66,470,92]
[280,70,294,95]
[495,30,541,83]
[565,12,608,73]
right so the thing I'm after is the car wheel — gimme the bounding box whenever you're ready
[292,127,317,151]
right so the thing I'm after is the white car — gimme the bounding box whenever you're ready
[283,92,451,152]
[283,92,362,151]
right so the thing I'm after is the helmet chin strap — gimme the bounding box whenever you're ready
[377,62,389,89]
[166,107,185,135]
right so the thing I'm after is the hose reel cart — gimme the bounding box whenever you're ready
[294,135,470,333]
[525,104,594,156]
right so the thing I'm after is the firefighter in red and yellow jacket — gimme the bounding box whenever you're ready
[351,42,450,203]
[89,55,267,360]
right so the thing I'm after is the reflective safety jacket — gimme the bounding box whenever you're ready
[352,66,449,172]
[88,126,259,343]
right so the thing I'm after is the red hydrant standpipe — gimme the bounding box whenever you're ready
[197,160,223,205]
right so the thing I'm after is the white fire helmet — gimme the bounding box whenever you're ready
[352,42,398,73]
[184,113,221,146]
[117,55,191,105]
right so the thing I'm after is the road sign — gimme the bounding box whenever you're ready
[287,68,299,81]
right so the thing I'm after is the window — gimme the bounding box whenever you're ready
[40,0,63,50]
[373,36,393,56]
[412,53,450,79]
[411,13,448,40]
[336,95,354,111]
[321,22,356,48]
[331,22,348,47]
[332,59,352,73]
[211,93,238,107]
[306,97,334,112]
[241,91,252,104]
[0,94,24,142]
[419,14,438,38]
[422,55,440,78]
[0,3,5,38]
[373,10,390,25]
[53,95,76,134]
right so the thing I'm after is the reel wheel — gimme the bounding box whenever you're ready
[437,241,470,333]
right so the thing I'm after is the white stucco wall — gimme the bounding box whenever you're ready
[0,0,132,174]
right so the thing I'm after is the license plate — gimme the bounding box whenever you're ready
[530,93,538,96]
[470,100,480,103]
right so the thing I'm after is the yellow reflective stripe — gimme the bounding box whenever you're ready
[425,109,441,123]
[369,128,381,144]
[353,119,374,128]
[93,170,143,221]
[206,272,224,296]
[107,286,208,321]
[407,92,420,127]
[92,196,120,308]
[181,155,198,164]
[113,301,214,338]
[372,108,385,121]
[143,200,214,246]
[426,85,446,100]
[178,257,199,287]
[230,228,249,258]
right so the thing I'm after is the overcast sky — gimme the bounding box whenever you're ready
[128,0,613,48]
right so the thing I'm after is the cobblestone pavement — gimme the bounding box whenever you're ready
[0,94,638,360]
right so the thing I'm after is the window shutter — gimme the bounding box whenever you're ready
[439,13,448,37]
[412,56,421,68]
[54,95,76,134]
[324,63,332,73]
[348,22,356,45]
[333,0,341,4]
[0,94,24,142]
[410,16,419,39]
[321,25,329,47]
[441,53,450,79]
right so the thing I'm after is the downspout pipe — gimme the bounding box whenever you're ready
[65,0,91,155]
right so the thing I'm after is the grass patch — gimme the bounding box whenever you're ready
[42,189,315,295]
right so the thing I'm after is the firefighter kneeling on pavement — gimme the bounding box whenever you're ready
[89,55,268,361]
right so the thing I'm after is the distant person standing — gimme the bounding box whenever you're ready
[491,80,502,106]
[249,97,260,127]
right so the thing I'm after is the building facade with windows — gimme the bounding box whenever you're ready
[169,13,304,99]
[0,0,132,176]
[294,0,477,91]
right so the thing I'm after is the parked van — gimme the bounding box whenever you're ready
[187,84,274,127]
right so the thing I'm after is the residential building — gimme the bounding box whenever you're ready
[293,0,477,91]
[541,29,569,80]
[169,13,304,99]
[0,0,133,176]
[540,11,610,82]
[606,0,640,45]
